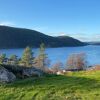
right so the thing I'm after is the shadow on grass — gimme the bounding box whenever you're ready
[5,74,100,91]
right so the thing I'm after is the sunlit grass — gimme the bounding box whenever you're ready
[0,71,100,100]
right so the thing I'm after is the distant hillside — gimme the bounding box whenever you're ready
[0,26,86,48]
[57,36,86,46]
[87,42,100,45]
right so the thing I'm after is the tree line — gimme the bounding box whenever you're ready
[0,43,87,72]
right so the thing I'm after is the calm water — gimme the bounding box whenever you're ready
[0,45,100,66]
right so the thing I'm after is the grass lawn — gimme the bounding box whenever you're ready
[0,71,100,100]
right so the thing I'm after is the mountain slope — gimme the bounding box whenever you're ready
[87,42,100,45]
[0,26,86,48]
[57,36,86,46]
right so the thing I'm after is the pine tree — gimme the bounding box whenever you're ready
[20,46,34,67]
[34,43,48,71]
[0,53,6,64]
[9,54,18,65]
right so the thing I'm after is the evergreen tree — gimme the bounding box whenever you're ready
[9,54,18,65]
[20,46,34,67]
[0,53,6,64]
[34,43,48,71]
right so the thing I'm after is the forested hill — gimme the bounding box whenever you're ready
[0,26,86,48]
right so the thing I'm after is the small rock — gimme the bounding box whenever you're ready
[22,67,43,77]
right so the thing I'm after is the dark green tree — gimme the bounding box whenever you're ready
[20,46,34,67]
[0,53,6,64]
[8,54,18,65]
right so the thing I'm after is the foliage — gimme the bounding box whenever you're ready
[0,53,6,64]
[33,43,49,71]
[66,53,87,70]
[8,54,18,65]
[20,46,34,67]
[51,61,63,72]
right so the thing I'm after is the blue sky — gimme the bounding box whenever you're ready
[0,0,100,41]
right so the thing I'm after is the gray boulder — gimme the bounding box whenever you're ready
[22,67,43,77]
[0,67,16,83]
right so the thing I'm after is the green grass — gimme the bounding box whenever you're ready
[0,71,100,100]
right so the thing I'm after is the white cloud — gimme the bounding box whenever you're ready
[0,21,15,26]
[59,32,66,36]
[32,26,49,32]
[67,33,100,42]
[50,32,67,36]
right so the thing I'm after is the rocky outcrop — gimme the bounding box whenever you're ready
[22,67,43,77]
[1,64,44,78]
[0,66,16,83]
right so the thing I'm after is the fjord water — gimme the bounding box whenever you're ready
[0,45,100,66]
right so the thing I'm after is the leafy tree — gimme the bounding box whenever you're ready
[0,53,6,64]
[33,43,48,71]
[20,46,34,67]
[51,61,63,73]
[8,54,18,65]
[66,53,87,70]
